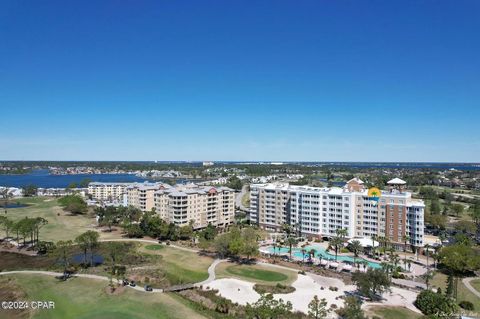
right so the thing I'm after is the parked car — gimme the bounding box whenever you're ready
[144,285,153,292]
[129,280,136,287]
[122,279,129,286]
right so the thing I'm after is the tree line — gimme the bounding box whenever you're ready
[0,216,48,250]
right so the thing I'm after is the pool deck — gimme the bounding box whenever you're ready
[261,242,383,269]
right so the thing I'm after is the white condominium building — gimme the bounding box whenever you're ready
[250,177,425,249]
[88,182,131,202]
[155,184,235,229]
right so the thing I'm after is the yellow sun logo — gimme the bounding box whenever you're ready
[368,187,381,198]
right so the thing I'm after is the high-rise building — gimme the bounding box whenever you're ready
[250,177,425,249]
[155,184,235,229]
[88,182,131,202]
[88,182,237,230]
[126,182,170,212]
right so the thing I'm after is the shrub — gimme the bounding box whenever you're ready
[459,300,474,311]
[392,272,406,279]
[414,290,458,316]
[329,286,339,291]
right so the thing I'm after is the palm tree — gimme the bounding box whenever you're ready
[371,234,377,258]
[402,235,410,266]
[361,260,368,271]
[272,241,277,262]
[330,236,343,262]
[336,228,348,239]
[349,240,363,265]
[382,237,391,259]
[309,248,316,262]
[432,245,441,269]
[301,248,307,263]
[389,253,400,271]
[286,236,297,260]
[424,244,431,269]
[424,270,434,290]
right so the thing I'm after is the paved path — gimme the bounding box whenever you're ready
[463,277,480,298]
[195,259,225,287]
[0,257,224,294]
[235,185,249,211]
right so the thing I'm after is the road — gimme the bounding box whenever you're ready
[235,184,249,211]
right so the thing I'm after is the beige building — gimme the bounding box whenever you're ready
[88,182,130,202]
[155,184,235,229]
[126,182,170,211]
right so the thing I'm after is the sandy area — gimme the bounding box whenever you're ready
[205,272,420,314]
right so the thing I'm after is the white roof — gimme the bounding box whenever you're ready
[347,177,364,184]
[387,177,406,185]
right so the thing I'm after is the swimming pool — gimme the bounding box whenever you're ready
[266,245,381,269]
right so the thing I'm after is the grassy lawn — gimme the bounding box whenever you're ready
[431,272,480,313]
[139,244,212,284]
[144,244,163,250]
[216,262,297,285]
[367,306,421,319]
[471,279,480,294]
[0,274,206,319]
[1,197,96,242]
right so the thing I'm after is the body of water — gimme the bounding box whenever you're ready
[0,169,183,188]
[0,203,29,208]
[71,253,104,266]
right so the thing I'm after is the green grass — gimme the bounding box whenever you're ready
[368,306,421,319]
[216,263,297,285]
[139,244,212,284]
[144,244,164,251]
[471,279,480,294]
[0,274,206,319]
[431,272,480,313]
[1,197,96,242]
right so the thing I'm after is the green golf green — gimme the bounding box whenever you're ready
[144,244,164,251]
[225,265,289,282]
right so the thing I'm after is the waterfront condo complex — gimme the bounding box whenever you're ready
[88,182,235,229]
[154,184,235,229]
[250,177,425,250]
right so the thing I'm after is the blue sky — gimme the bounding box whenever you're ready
[0,1,479,162]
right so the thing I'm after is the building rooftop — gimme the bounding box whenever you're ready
[387,177,407,185]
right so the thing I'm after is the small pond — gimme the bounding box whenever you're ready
[71,253,104,266]
[1,202,29,208]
